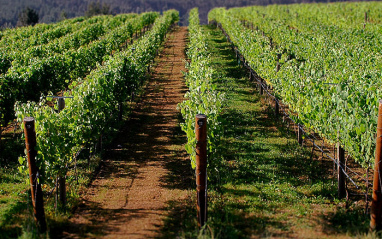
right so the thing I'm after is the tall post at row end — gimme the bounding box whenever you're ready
[337,142,346,199]
[23,117,47,233]
[371,100,382,231]
[195,114,207,228]
[259,79,264,95]
[57,98,67,209]
[275,99,279,118]
[298,124,303,146]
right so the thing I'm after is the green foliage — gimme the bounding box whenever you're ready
[209,2,382,168]
[178,8,224,171]
[0,165,29,238]
[14,10,179,187]
[0,12,158,131]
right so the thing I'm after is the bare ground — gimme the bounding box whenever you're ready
[59,26,192,239]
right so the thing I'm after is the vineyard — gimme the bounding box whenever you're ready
[1,1,382,238]
[208,2,382,168]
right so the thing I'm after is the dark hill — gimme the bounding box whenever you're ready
[0,0,372,28]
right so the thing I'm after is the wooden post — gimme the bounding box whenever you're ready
[371,100,382,230]
[276,53,281,72]
[23,117,46,232]
[298,124,303,146]
[195,114,207,228]
[100,134,103,153]
[0,125,2,153]
[366,167,370,214]
[57,98,65,112]
[337,142,346,198]
[57,98,66,209]
[58,176,66,208]
[269,37,273,49]
[118,102,123,122]
[275,99,279,118]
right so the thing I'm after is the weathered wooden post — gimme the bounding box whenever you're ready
[275,98,279,118]
[371,100,382,231]
[0,125,3,152]
[195,114,207,228]
[337,142,346,199]
[57,98,65,112]
[298,124,303,146]
[23,117,47,233]
[118,103,123,122]
[366,167,370,214]
[57,98,66,209]
[276,53,281,72]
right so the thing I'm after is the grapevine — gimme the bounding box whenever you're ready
[209,3,382,167]
[15,10,179,187]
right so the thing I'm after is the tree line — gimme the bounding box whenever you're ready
[0,0,374,29]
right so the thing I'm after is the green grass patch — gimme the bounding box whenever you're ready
[0,165,30,239]
[0,130,31,239]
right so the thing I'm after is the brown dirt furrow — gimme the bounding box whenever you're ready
[59,26,192,239]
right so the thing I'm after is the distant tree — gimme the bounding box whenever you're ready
[17,7,39,27]
[1,22,14,30]
[85,2,111,17]
[60,10,68,21]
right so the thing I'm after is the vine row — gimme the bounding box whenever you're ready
[179,8,224,176]
[209,3,382,168]
[0,12,158,133]
[15,10,179,187]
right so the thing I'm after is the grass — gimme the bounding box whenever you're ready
[0,131,31,239]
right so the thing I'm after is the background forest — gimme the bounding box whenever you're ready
[0,0,373,27]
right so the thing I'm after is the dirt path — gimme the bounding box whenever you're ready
[60,26,192,239]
